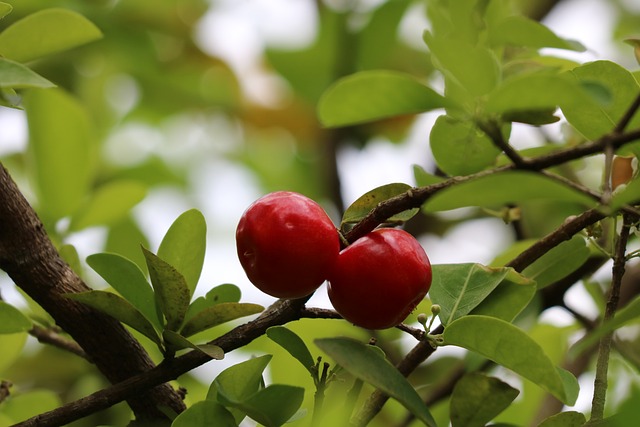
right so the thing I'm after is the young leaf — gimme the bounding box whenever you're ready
[65,291,161,346]
[489,16,585,51]
[87,252,161,330]
[162,329,224,359]
[142,248,191,332]
[70,180,147,231]
[430,115,502,176]
[422,171,596,212]
[241,385,305,427]
[0,58,55,89]
[318,70,449,127]
[209,354,272,403]
[413,164,445,187]
[0,301,32,334]
[341,183,418,228]
[429,264,512,326]
[536,411,586,427]
[179,302,264,338]
[157,209,207,297]
[185,284,242,321]
[450,372,519,427]
[521,236,589,289]
[0,8,102,63]
[316,337,437,427]
[443,315,575,405]
[266,326,316,373]
[24,89,94,221]
[171,400,236,427]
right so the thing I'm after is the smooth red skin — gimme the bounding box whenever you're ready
[236,191,339,299]
[328,228,432,329]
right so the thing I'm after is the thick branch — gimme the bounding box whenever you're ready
[0,163,185,422]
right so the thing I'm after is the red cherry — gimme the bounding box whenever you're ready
[328,228,432,329]
[236,191,339,299]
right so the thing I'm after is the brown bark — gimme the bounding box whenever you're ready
[0,162,185,423]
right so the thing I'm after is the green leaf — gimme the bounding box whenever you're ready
[536,411,586,427]
[429,264,511,326]
[318,70,449,127]
[486,72,592,115]
[65,291,161,346]
[0,389,61,424]
[171,401,236,427]
[413,164,445,187]
[489,16,585,51]
[0,2,12,19]
[222,384,305,427]
[563,60,640,140]
[266,326,316,374]
[0,301,32,334]
[142,248,191,331]
[87,252,161,330]
[341,183,418,229]
[521,236,589,289]
[430,115,502,175]
[424,32,500,98]
[162,329,224,359]
[70,180,147,231]
[443,315,575,404]
[179,302,263,338]
[158,209,207,297]
[422,171,596,212]
[611,176,640,211]
[450,372,519,427]
[24,88,94,220]
[0,8,102,63]
[0,58,55,89]
[469,270,537,322]
[185,284,242,322]
[0,332,27,373]
[316,337,437,427]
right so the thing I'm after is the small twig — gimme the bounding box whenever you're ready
[29,325,89,361]
[614,92,640,134]
[588,214,632,423]
[479,119,530,168]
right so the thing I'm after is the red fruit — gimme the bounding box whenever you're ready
[236,191,339,299]
[328,228,432,329]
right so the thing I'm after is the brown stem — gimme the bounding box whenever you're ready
[0,163,185,422]
[29,325,89,361]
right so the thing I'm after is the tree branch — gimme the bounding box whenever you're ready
[29,325,89,361]
[0,163,185,422]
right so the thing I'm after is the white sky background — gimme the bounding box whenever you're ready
[0,0,635,413]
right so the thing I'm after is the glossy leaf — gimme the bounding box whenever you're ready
[316,337,437,426]
[171,400,236,427]
[0,2,11,19]
[157,209,207,297]
[430,115,502,175]
[0,58,55,89]
[70,181,147,231]
[267,326,315,373]
[185,284,242,321]
[24,89,94,220]
[87,252,161,329]
[522,236,589,289]
[424,32,500,98]
[0,8,102,63]
[443,315,575,405]
[143,248,191,331]
[563,60,640,140]
[469,270,537,322]
[489,16,585,51]
[341,183,418,228]
[65,291,161,346]
[0,301,32,334]
[536,411,586,427]
[450,373,519,427]
[179,302,263,338]
[162,329,224,359]
[227,385,305,427]
[318,70,448,127]
[430,264,511,326]
[422,171,596,212]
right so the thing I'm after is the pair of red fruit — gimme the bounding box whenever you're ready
[236,191,432,330]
